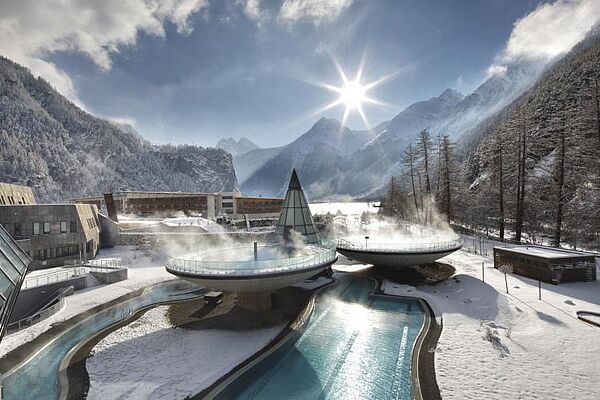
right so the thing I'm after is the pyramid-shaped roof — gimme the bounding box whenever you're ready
[276,169,319,244]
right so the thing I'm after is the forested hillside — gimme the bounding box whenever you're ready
[392,30,600,250]
[459,30,600,248]
[0,57,238,202]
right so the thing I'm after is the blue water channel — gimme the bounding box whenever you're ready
[215,275,426,400]
[2,280,205,400]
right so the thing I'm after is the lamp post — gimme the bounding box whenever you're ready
[365,236,369,249]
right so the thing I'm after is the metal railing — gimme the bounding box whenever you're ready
[336,237,462,253]
[166,244,337,276]
[21,267,87,289]
[86,258,124,272]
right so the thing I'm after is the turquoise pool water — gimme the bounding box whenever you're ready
[2,280,204,400]
[214,275,426,399]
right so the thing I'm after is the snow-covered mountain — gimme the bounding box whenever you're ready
[241,118,375,197]
[437,61,546,139]
[234,58,546,199]
[0,56,238,202]
[216,137,259,156]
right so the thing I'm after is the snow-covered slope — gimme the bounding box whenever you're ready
[241,118,375,197]
[0,56,238,201]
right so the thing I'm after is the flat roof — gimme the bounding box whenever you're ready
[494,245,595,259]
[238,196,283,200]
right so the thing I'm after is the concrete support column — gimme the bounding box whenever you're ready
[237,291,272,311]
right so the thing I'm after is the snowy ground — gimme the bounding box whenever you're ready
[0,245,172,358]
[87,306,283,400]
[383,250,600,400]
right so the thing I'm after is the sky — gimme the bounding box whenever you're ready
[1,0,599,148]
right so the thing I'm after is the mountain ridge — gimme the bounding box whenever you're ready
[0,56,238,202]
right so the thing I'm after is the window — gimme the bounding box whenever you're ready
[60,221,68,233]
[43,222,50,234]
[70,221,77,233]
[13,223,22,237]
[33,222,40,235]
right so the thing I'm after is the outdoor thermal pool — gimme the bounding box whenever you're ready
[1,280,205,400]
[211,274,426,399]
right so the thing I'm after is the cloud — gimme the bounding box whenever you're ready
[105,115,137,127]
[279,0,353,25]
[503,0,600,61]
[487,65,507,77]
[0,0,208,104]
[242,0,264,21]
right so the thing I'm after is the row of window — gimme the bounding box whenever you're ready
[32,245,81,261]
[85,218,97,230]
[0,195,27,205]
[32,221,78,235]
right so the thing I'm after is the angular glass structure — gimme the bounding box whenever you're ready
[276,169,319,244]
[0,224,30,342]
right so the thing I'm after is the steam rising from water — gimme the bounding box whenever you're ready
[312,201,460,246]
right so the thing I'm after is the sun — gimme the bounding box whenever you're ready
[338,79,368,111]
[308,57,394,128]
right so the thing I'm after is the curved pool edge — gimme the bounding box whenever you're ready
[372,277,442,400]
[0,283,163,378]
[59,290,206,400]
[0,279,204,400]
[196,278,336,400]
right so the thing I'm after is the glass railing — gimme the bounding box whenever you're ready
[166,243,337,276]
[336,237,462,253]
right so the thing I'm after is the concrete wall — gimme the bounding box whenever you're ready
[90,268,128,283]
[9,276,86,322]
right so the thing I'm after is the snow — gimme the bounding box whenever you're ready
[161,216,226,233]
[0,245,172,358]
[87,306,283,400]
[382,250,600,400]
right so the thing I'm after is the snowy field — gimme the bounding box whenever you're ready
[87,306,283,400]
[383,250,600,400]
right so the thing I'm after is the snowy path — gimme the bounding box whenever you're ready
[383,250,600,400]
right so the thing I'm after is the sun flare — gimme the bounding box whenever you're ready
[309,57,394,128]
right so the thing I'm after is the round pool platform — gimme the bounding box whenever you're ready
[336,237,461,268]
[166,243,337,292]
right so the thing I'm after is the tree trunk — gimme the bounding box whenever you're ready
[498,139,505,240]
[515,117,527,243]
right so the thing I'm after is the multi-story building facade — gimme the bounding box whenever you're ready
[75,191,217,219]
[74,191,284,220]
[0,203,100,270]
[235,196,284,217]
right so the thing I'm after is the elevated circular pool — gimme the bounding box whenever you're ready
[166,243,338,292]
[336,236,461,268]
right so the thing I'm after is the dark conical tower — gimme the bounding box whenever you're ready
[276,169,319,244]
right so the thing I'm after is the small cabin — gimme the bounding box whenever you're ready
[493,245,597,284]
